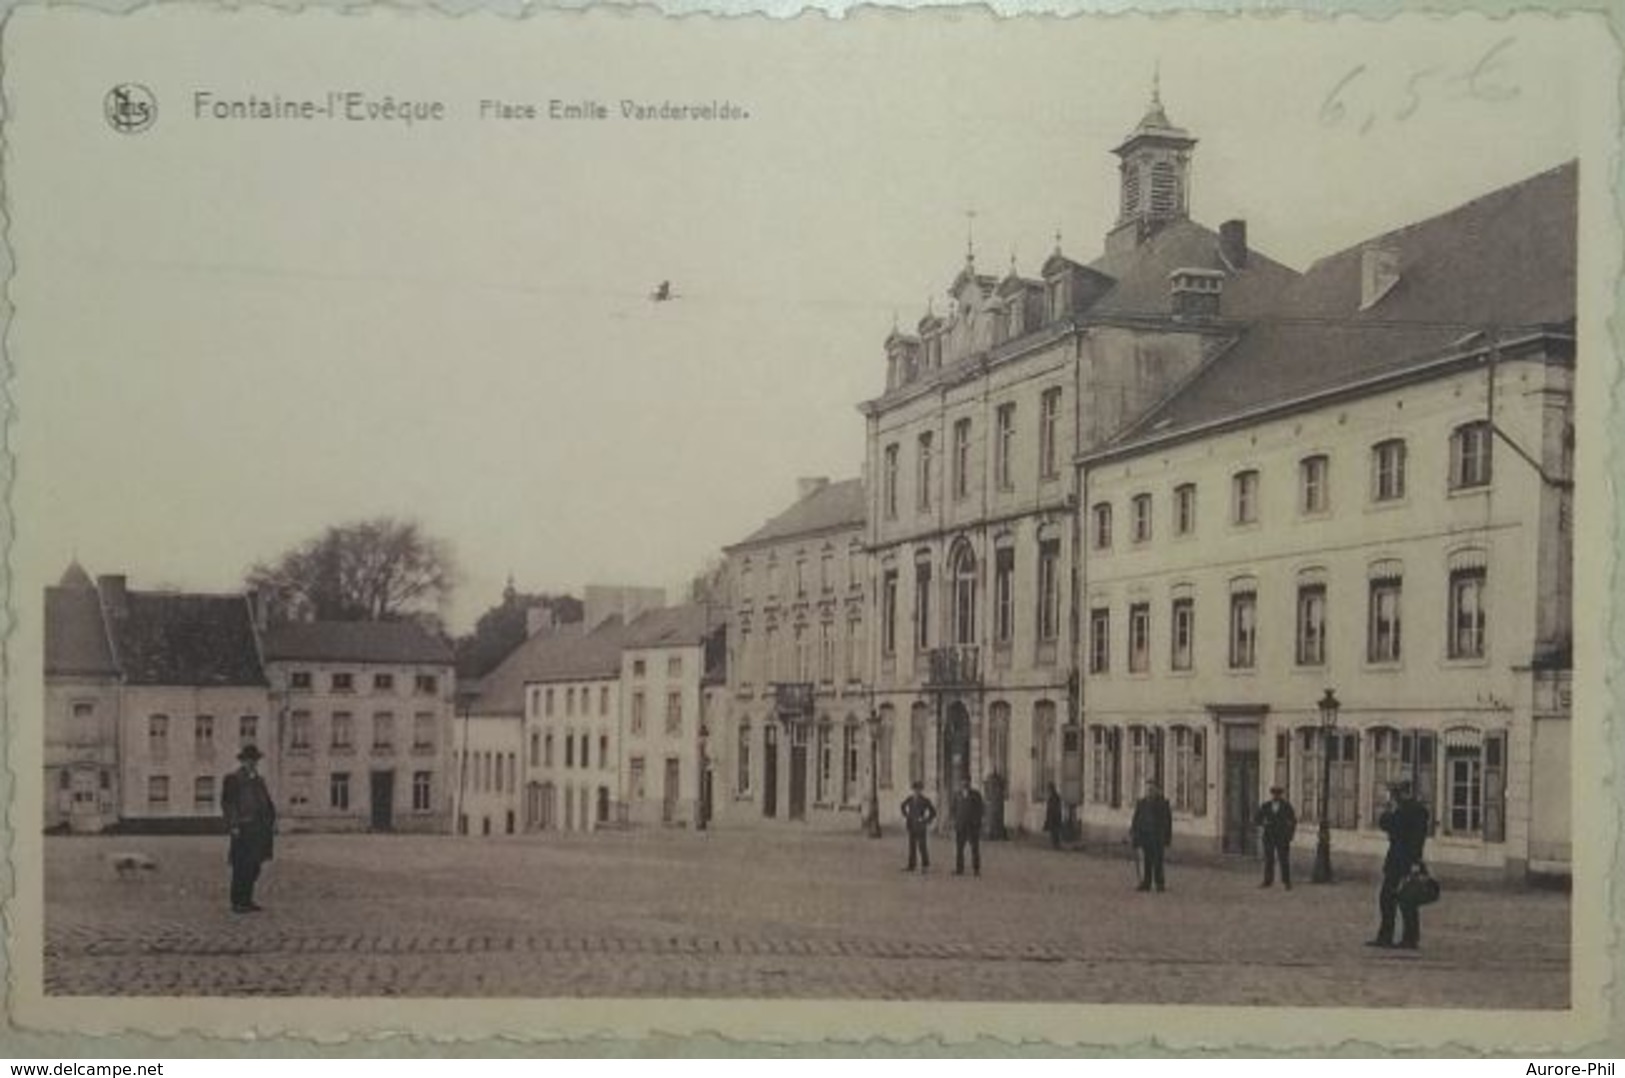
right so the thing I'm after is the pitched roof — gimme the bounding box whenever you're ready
[728,478,865,552]
[262,620,453,665]
[1103,161,1577,451]
[1086,218,1300,321]
[44,585,118,678]
[624,603,723,650]
[470,617,629,715]
[109,592,266,687]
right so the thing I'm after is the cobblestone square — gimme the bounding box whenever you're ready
[45,830,1569,1006]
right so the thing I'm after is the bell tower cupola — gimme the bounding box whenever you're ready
[1107,71,1197,252]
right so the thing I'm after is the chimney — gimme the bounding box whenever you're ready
[525,605,552,638]
[1360,244,1401,310]
[1219,220,1248,269]
[797,476,830,501]
[1168,268,1224,319]
[97,574,128,618]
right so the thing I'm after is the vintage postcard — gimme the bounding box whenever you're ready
[3,1,1620,1052]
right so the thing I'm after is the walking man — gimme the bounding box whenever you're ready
[1043,783,1064,849]
[221,744,276,914]
[1255,784,1298,889]
[900,779,937,873]
[1369,779,1430,949]
[1129,779,1173,892]
[953,778,985,877]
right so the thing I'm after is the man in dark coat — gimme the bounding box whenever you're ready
[953,779,985,877]
[1369,779,1430,949]
[1043,783,1064,849]
[1254,784,1298,889]
[221,744,277,914]
[1129,779,1173,892]
[900,780,937,873]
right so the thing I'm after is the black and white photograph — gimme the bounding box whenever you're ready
[5,4,1617,1049]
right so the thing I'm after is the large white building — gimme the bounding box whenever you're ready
[1076,163,1575,877]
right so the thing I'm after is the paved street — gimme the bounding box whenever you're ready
[45,829,1569,1006]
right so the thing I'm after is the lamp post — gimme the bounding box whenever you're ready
[1311,687,1340,884]
[864,703,883,838]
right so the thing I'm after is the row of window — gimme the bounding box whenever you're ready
[526,729,613,772]
[144,713,259,755]
[456,750,518,796]
[288,671,440,695]
[286,710,439,752]
[629,656,684,679]
[532,683,613,720]
[732,718,866,807]
[735,616,866,688]
[879,539,1062,655]
[882,387,1066,520]
[1086,724,1506,840]
[145,770,435,813]
[1090,426,1493,550]
[626,690,685,737]
[1088,559,1488,676]
[736,546,864,605]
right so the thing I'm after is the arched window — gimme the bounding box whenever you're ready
[1031,701,1057,802]
[986,702,1011,784]
[950,542,978,646]
[908,703,929,786]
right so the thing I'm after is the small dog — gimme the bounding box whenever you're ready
[107,852,159,879]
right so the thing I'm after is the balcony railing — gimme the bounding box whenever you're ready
[771,682,816,716]
[924,645,981,689]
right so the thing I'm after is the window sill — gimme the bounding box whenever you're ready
[1367,496,1409,512]
[1363,660,1404,673]
[1441,654,1490,669]
[1447,484,1492,499]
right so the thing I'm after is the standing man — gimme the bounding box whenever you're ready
[1255,784,1298,889]
[900,779,937,873]
[1043,783,1064,850]
[953,778,985,877]
[221,744,277,914]
[1369,779,1430,949]
[1129,779,1172,892]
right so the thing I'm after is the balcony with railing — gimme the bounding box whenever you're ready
[771,682,817,717]
[924,645,981,689]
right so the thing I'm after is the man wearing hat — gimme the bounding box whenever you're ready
[899,779,938,873]
[1370,779,1430,949]
[1129,779,1173,892]
[221,743,277,914]
[1254,784,1298,889]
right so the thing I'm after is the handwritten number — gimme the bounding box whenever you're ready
[1320,65,1367,128]
[1465,37,1520,102]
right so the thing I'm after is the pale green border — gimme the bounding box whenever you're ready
[0,0,1618,1057]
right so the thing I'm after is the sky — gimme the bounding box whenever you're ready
[6,6,1599,633]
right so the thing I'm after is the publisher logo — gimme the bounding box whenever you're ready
[104,83,156,134]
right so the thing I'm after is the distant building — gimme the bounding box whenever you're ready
[1076,163,1575,877]
[45,563,130,833]
[618,604,724,829]
[44,568,271,832]
[512,616,630,832]
[716,477,871,829]
[262,620,456,833]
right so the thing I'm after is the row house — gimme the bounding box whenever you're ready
[42,565,458,834]
[519,617,629,833]
[619,604,725,829]
[262,621,455,833]
[44,567,270,831]
[1076,162,1576,877]
[856,89,1298,833]
[715,477,871,829]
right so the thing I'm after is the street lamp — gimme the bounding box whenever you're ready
[1311,687,1340,884]
[864,703,883,838]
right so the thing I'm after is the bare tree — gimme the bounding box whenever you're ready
[247,517,457,625]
